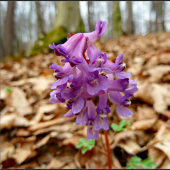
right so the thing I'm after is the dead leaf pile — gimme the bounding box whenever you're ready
[0,32,170,169]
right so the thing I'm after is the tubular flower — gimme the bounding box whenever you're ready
[49,20,138,140]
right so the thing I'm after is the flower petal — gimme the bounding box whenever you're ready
[72,97,84,114]
[116,105,133,117]
[115,72,132,79]
[108,78,129,91]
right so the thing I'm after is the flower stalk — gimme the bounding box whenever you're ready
[104,130,112,169]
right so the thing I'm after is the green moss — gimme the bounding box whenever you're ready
[30,26,67,56]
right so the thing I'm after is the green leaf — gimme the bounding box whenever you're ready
[5,87,12,94]
[126,163,132,169]
[141,158,152,164]
[130,156,142,165]
[111,123,119,132]
[76,138,86,148]
[119,120,131,129]
[131,165,138,169]
[88,139,95,146]
[81,146,91,154]
[76,138,95,154]
[141,158,157,169]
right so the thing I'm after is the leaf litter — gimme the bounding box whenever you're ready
[0,32,170,169]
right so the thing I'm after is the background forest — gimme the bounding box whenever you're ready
[1,1,170,169]
[0,1,170,59]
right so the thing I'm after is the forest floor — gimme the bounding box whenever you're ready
[1,32,170,169]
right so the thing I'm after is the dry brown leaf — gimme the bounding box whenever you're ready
[28,116,75,131]
[134,82,154,105]
[110,130,136,149]
[143,65,170,82]
[150,83,170,112]
[117,139,141,155]
[33,135,50,149]
[46,158,66,169]
[62,162,76,169]
[136,105,157,120]
[148,147,167,167]
[131,117,158,131]
[159,158,170,169]
[0,114,32,130]
[55,132,73,140]
[155,125,170,141]
[154,141,170,160]
[10,87,33,116]
[33,104,57,122]
[11,148,34,165]
[33,76,54,95]
[0,142,15,163]
[62,136,81,147]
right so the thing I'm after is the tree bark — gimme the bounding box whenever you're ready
[125,1,133,35]
[35,1,46,37]
[150,1,166,32]
[53,1,85,33]
[88,1,94,32]
[4,1,15,57]
[113,1,122,38]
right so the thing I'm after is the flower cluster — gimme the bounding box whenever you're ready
[49,20,138,140]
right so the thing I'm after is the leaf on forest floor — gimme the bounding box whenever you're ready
[148,147,167,167]
[150,83,170,112]
[46,158,66,169]
[33,104,57,123]
[0,114,31,130]
[33,135,50,149]
[131,117,157,131]
[10,87,33,116]
[118,139,141,155]
[0,142,15,163]
[28,116,75,131]
[159,158,170,169]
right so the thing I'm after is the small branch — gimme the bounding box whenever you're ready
[104,130,112,169]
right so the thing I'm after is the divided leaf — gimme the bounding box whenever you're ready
[119,120,131,129]
[127,156,157,169]
[111,120,131,132]
[141,158,157,169]
[130,156,142,165]
[76,138,95,154]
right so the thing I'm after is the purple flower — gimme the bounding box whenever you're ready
[49,20,138,141]
[61,36,88,67]
[84,20,107,45]
[109,91,133,117]
[49,62,74,79]
[86,100,99,140]
[93,92,110,130]
[49,33,84,57]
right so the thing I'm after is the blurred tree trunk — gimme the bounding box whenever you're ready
[88,1,94,32]
[125,1,133,35]
[35,1,46,37]
[4,2,15,57]
[53,1,85,33]
[150,1,166,32]
[0,2,5,59]
[155,1,166,32]
[113,1,122,38]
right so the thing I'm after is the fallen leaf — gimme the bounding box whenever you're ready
[159,158,170,169]
[10,88,33,116]
[131,117,158,131]
[46,158,66,169]
[33,135,50,149]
